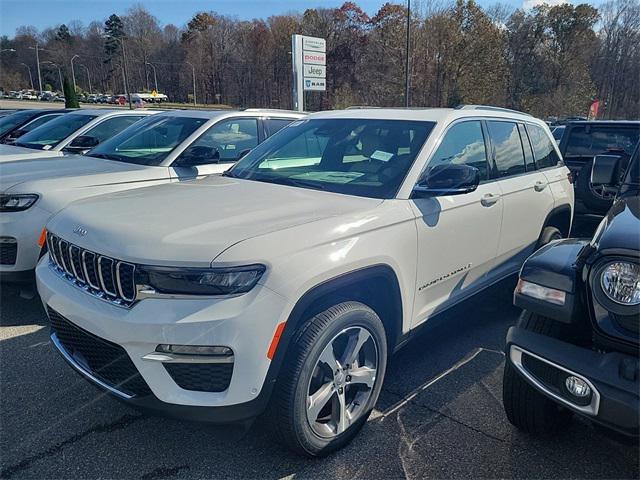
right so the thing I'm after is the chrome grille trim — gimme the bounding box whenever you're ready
[98,256,117,297]
[47,232,137,308]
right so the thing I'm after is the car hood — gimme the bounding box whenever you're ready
[0,144,63,162]
[594,194,640,253]
[47,176,382,266]
[0,155,160,192]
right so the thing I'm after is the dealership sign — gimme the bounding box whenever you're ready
[292,34,326,111]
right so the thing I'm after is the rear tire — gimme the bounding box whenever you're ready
[536,226,563,250]
[503,312,572,434]
[268,301,387,456]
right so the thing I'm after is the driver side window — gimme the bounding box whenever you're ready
[180,118,259,165]
[428,121,489,181]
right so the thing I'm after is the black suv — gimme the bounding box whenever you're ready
[503,144,639,438]
[558,121,639,214]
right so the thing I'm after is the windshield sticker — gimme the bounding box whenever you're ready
[370,150,394,162]
[42,145,52,150]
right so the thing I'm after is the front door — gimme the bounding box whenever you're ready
[410,120,503,328]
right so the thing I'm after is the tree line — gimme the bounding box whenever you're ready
[1,0,638,119]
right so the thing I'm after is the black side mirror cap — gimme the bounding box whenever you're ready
[412,164,480,198]
[591,154,621,186]
[68,135,100,149]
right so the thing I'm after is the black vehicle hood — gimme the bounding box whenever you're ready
[594,195,640,253]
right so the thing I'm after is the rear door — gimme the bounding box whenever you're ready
[487,120,555,275]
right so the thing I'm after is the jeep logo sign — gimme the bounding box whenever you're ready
[304,65,326,78]
[73,226,88,237]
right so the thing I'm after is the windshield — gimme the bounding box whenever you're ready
[86,115,208,165]
[564,124,640,157]
[15,114,97,150]
[0,110,37,137]
[227,118,435,199]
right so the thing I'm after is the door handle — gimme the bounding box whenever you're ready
[481,193,500,206]
[534,180,548,192]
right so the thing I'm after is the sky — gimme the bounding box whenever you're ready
[0,0,605,37]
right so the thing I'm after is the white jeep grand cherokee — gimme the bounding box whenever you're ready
[36,106,573,456]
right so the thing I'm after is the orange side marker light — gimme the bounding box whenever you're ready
[267,322,286,360]
[37,228,47,248]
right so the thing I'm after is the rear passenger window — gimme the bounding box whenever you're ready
[428,121,488,180]
[527,124,561,169]
[487,121,526,178]
[518,124,536,171]
[265,118,293,137]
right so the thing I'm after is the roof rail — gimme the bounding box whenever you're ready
[455,105,531,116]
[243,108,308,115]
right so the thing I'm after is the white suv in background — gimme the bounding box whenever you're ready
[0,109,305,281]
[0,109,158,162]
[37,106,573,456]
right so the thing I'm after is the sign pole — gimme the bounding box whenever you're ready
[291,35,304,112]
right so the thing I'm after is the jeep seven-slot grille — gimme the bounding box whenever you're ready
[47,232,137,307]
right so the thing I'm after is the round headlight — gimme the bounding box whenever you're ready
[600,262,640,306]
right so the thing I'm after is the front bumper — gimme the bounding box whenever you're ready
[506,326,639,437]
[36,257,290,421]
[0,205,50,278]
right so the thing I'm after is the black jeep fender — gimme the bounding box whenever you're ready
[515,239,592,323]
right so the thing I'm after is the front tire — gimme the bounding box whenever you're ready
[503,312,572,434]
[269,301,387,456]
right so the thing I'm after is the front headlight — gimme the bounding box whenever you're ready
[137,264,266,296]
[0,194,39,212]
[600,261,640,306]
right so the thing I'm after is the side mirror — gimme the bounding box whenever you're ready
[6,128,27,142]
[68,135,100,150]
[591,154,621,186]
[177,145,220,166]
[412,164,480,198]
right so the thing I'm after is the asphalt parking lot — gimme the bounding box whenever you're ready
[1,214,638,479]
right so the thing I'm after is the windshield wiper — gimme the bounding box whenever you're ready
[265,176,327,191]
[87,153,122,161]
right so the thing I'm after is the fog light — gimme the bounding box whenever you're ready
[565,376,591,398]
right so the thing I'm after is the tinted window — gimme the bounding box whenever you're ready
[428,121,488,180]
[564,125,640,157]
[87,115,207,165]
[528,124,561,169]
[181,118,258,163]
[0,110,39,136]
[265,118,293,136]
[518,124,536,171]
[21,113,63,132]
[15,114,97,150]
[81,115,144,142]
[228,118,435,199]
[488,121,526,178]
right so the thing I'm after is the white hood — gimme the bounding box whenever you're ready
[47,175,382,266]
[0,155,163,192]
[0,144,64,163]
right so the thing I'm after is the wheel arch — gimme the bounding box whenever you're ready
[542,204,573,238]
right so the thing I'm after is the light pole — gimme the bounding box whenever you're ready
[19,63,34,90]
[27,44,43,93]
[78,64,92,94]
[404,0,411,108]
[70,54,79,92]
[42,61,63,92]
[186,61,197,106]
[145,62,158,92]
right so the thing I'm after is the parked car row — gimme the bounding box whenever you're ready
[0,105,637,456]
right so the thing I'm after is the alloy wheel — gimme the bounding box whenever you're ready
[305,326,378,438]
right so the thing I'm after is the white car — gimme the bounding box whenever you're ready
[0,109,158,162]
[37,106,574,456]
[0,110,305,281]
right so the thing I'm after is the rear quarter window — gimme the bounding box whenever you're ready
[527,124,561,169]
